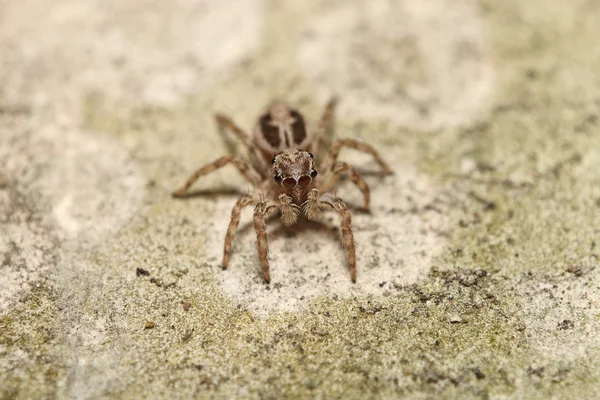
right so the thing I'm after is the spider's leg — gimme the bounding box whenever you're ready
[215,113,254,152]
[215,114,268,173]
[172,156,262,197]
[303,189,357,283]
[311,97,338,159]
[322,138,393,175]
[319,161,370,210]
[253,200,279,283]
[222,194,259,269]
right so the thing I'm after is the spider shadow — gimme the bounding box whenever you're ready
[236,214,345,244]
[352,167,391,179]
[172,186,246,199]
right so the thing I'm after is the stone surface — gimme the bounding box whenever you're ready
[1,0,599,398]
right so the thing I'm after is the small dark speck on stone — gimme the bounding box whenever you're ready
[527,366,544,378]
[525,68,539,80]
[566,265,575,273]
[182,301,191,311]
[558,319,574,330]
[472,367,486,379]
[136,268,150,277]
[484,201,497,211]
[145,321,155,329]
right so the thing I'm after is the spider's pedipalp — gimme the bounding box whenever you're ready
[279,194,300,226]
[303,188,321,220]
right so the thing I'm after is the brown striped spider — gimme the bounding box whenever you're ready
[173,98,392,283]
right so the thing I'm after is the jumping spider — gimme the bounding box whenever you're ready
[173,98,393,283]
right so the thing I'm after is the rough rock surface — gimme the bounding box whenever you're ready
[1,0,599,398]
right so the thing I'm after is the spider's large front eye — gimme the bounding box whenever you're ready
[297,175,312,186]
[282,177,297,189]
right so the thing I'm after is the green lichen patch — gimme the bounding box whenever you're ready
[0,284,66,400]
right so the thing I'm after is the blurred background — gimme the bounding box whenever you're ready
[1,0,600,398]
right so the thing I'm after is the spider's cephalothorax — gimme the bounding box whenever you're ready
[273,149,317,193]
[173,98,393,283]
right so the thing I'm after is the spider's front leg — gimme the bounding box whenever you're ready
[304,189,357,283]
[222,194,258,269]
[253,200,279,283]
[172,156,262,197]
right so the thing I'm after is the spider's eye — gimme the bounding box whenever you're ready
[298,175,312,186]
[308,152,314,158]
[310,170,318,178]
[282,177,297,189]
[274,175,282,183]
[272,157,277,164]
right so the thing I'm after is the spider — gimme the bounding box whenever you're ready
[172,98,393,283]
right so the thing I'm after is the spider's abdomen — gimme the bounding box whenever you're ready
[253,103,312,159]
[288,110,307,145]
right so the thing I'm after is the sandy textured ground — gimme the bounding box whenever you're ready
[1,0,599,398]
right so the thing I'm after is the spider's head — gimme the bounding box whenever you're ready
[272,149,318,189]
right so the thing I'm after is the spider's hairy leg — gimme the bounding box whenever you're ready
[319,161,370,210]
[215,114,269,172]
[323,138,394,175]
[304,189,357,283]
[222,194,258,269]
[172,156,261,197]
[311,97,338,158]
[215,113,255,150]
[253,199,279,283]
